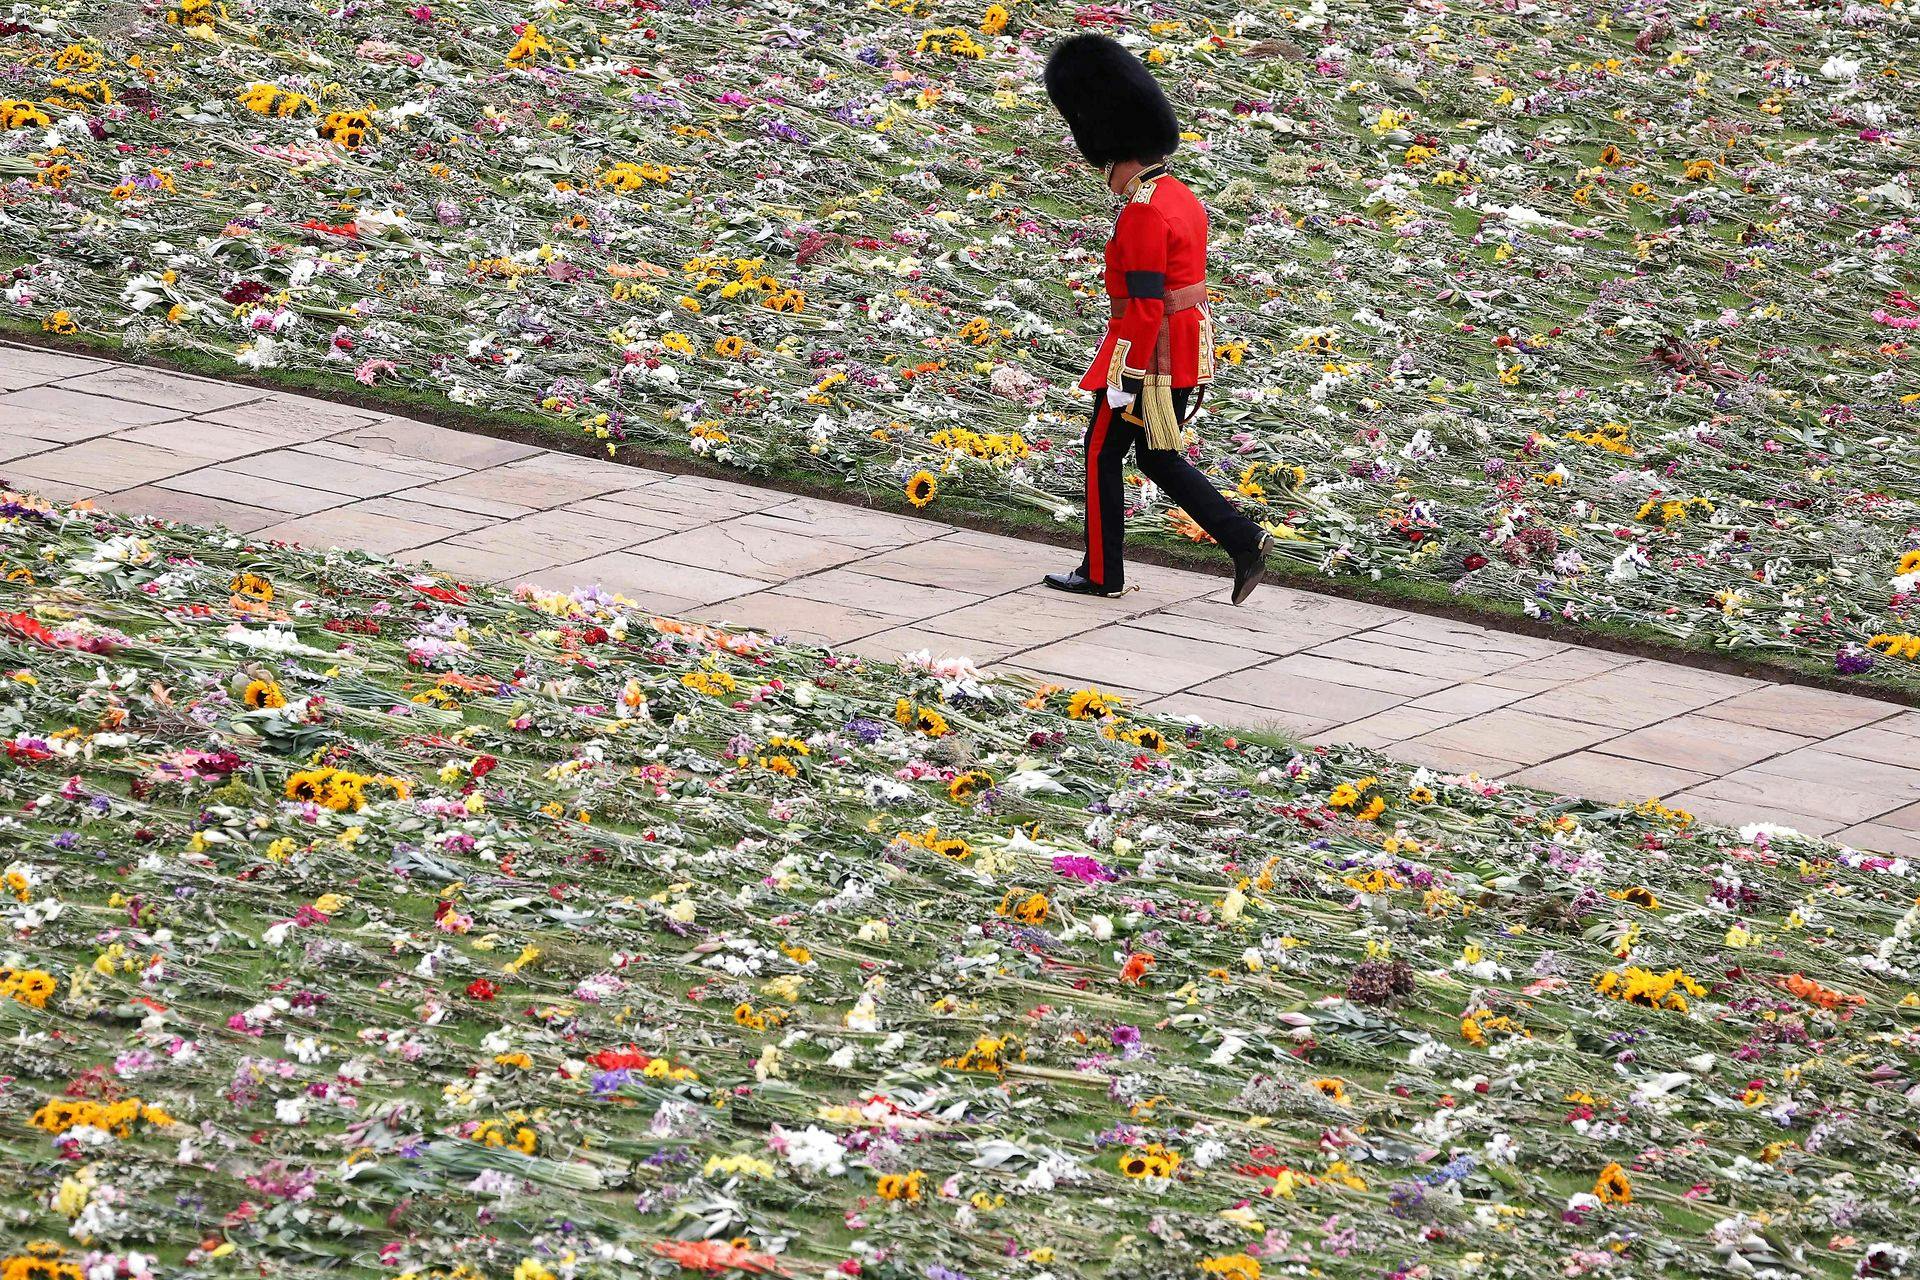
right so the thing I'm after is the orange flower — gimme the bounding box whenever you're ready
[1167,508,1215,543]
[1775,973,1864,1012]
[1120,952,1155,986]
[1021,683,1063,710]
[651,1240,788,1274]
[651,617,764,656]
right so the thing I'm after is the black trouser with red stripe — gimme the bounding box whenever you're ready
[1079,385,1265,591]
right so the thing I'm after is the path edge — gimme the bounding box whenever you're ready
[7,328,1914,712]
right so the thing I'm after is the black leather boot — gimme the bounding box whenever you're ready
[1043,571,1122,597]
[1230,533,1275,605]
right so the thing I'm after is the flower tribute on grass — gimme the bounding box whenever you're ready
[3,488,1920,1278]
[3,1,1919,687]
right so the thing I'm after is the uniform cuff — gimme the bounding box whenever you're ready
[1106,339,1146,390]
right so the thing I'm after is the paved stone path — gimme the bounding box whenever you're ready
[6,341,1920,853]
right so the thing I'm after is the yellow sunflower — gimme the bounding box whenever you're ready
[947,770,991,801]
[242,679,287,710]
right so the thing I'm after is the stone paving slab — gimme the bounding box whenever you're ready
[0,347,105,391]
[771,568,987,621]
[1506,752,1714,805]
[334,419,542,469]
[1878,800,1920,830]
[1829,823,1920,858]
[119,418,306,461]
[1592,715,1817,775]
[256,504,474,556]
[101,483,289,533]
[158,465,345,516]
[59,364,259,414]
[0,384,182,439]
[7,341,1920,852]
[6,437,197,491]
[1019,625,1268,696]
[1404,682,1532,717]
[198,396,384,438]
[1124,595,1361,656]
[717,592,905,647]
[1402,706,1624,767]
[1313,705,1469,750]
[1194,666,1408,725]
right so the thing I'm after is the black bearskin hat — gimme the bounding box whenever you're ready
[1042,34,1180,168]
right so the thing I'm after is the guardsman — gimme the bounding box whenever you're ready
[1041,34,1272,603]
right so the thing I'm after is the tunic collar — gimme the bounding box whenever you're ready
[1121,161,1169,199]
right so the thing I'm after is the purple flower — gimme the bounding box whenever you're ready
[1011,925,1059,951]
[591,1069,634,1095]
[1835,645,1874,675]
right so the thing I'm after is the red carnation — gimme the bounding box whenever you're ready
[586,1045,654,1071]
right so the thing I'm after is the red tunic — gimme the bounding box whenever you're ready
[1079,165,1213,393]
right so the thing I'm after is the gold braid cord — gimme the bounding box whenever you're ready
[1138,375,1183,451]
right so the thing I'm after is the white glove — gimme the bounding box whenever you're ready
[1105,387,1136,410]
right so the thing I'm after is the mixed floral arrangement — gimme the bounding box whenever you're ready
[3,486,1920,1280]
[1,0,1917,685]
